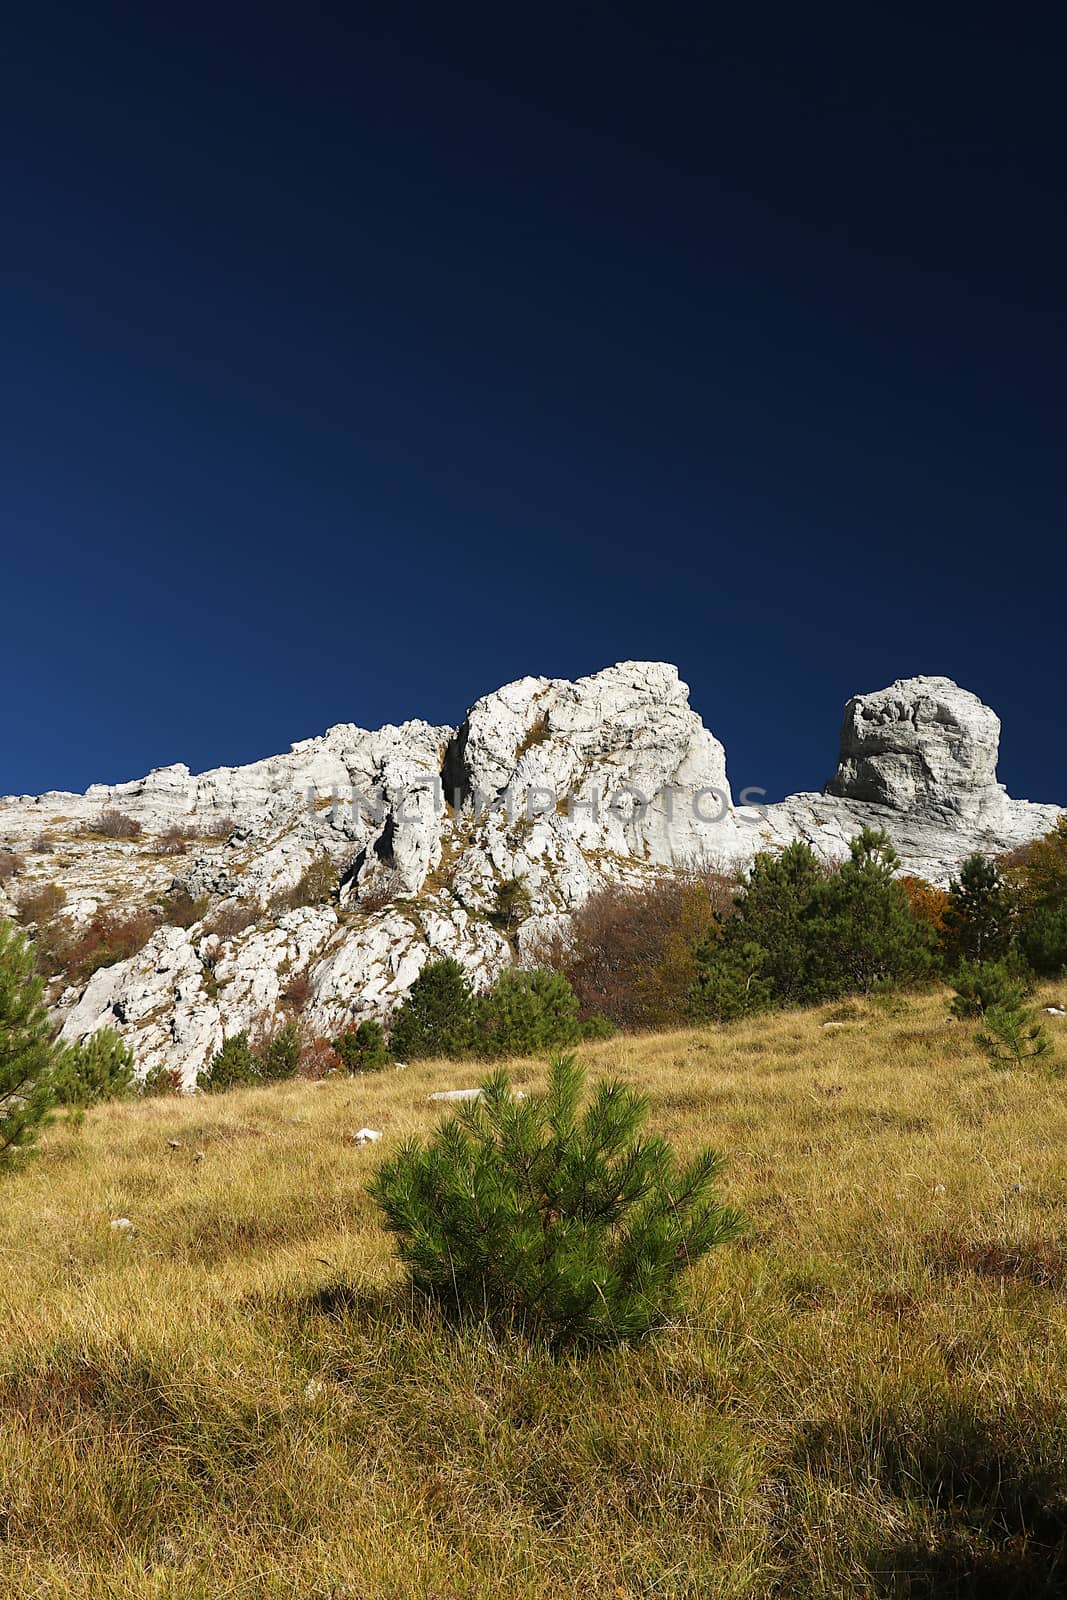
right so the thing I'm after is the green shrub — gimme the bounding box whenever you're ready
[271,856,339,914]
[1004,816,1067,909]
[333,1018,392,1072]
[942,854,1013,964]
[801,829,936,998]
[949,957,1035,1020]
[976,1005,1053,1070]
[579,1012,616,1041]
[1017,901,1067,977]
[52,1028,136,1113]
[383,964,606,1062]
[370,1053,743,1349]
[488,876,532,934]
[197,1021,302,1092]
[0,920,59,1168]
[692,939,773,1022]
[258,1020,302,1081]
[389,958,478,1060]
[692,830,934,1018]
[140,1060,184,1096]
[477,966,582,1056]
[198,1032,257,1093]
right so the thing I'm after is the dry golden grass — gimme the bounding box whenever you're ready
[2,989,1066,1597]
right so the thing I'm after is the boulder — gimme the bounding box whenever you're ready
[826,675,1004,824]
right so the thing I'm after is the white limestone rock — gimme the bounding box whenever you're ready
[57,925,222,1091]
[4,662,1060,1085]
[448,661,735,866]
[304,904,510,1035]
[825,676,1005,824]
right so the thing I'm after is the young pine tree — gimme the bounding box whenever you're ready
[949,957,1034,1020]
[51,1026,136,1114]
[0,920,60,1168]
[693,840,822,1017]
[976,1004,1053,1070]
[943,854,1013,964]
[489,876,533,935]
[197,1031,257,1092]
[333,1018,392,1072]
[1017,901,1067,977]
[389,958,478,1060]
[476,966,582,1057]
[370,1053,743,1349]
[801,828,935,1000]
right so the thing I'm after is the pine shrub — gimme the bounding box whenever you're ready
[0,920,59,1168]
[489,876,533,934]
[389,958,478,1060]
[476,966,583,1057]
[977,1005,1053,1069]
[692,830,934,1018]
[197,1021,302,1091]
[370,1053,743,1349]
[1017,901,1067,977]
[942,854,1013,964]
[198,1032,257,1093]
[949,957,1035,1020]
[52,1028,136,1114]
[257,1020,302,1081]
[333,1018,392,1072]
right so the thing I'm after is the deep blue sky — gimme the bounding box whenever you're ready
[2,5,1064,803]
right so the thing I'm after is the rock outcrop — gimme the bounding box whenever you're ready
[0,663,1059,1085]
[825,676,1005,824]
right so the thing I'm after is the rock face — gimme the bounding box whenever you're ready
[826,676,1004,824]
[0,663,1059,1086]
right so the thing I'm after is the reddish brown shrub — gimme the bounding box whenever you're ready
[86,809,142,840]
[357,865,407,912]
[61,909,158,983]
[899,876,951,936]
[281,971,312,1013]
[14,881,67,926]
[154,824,190,855]
[161,890,210,929]
[535,868,738,1029]
[299,1036,341,1080]
[0,850,25,883]
[141,1062,184,1097]
[203,901,258,940]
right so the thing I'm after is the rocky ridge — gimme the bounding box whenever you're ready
[0,664,1059,1086]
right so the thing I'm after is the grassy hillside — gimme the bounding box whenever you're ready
[3,990,1066,1598]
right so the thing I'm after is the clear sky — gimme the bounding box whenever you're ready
[2,5,1064,804]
